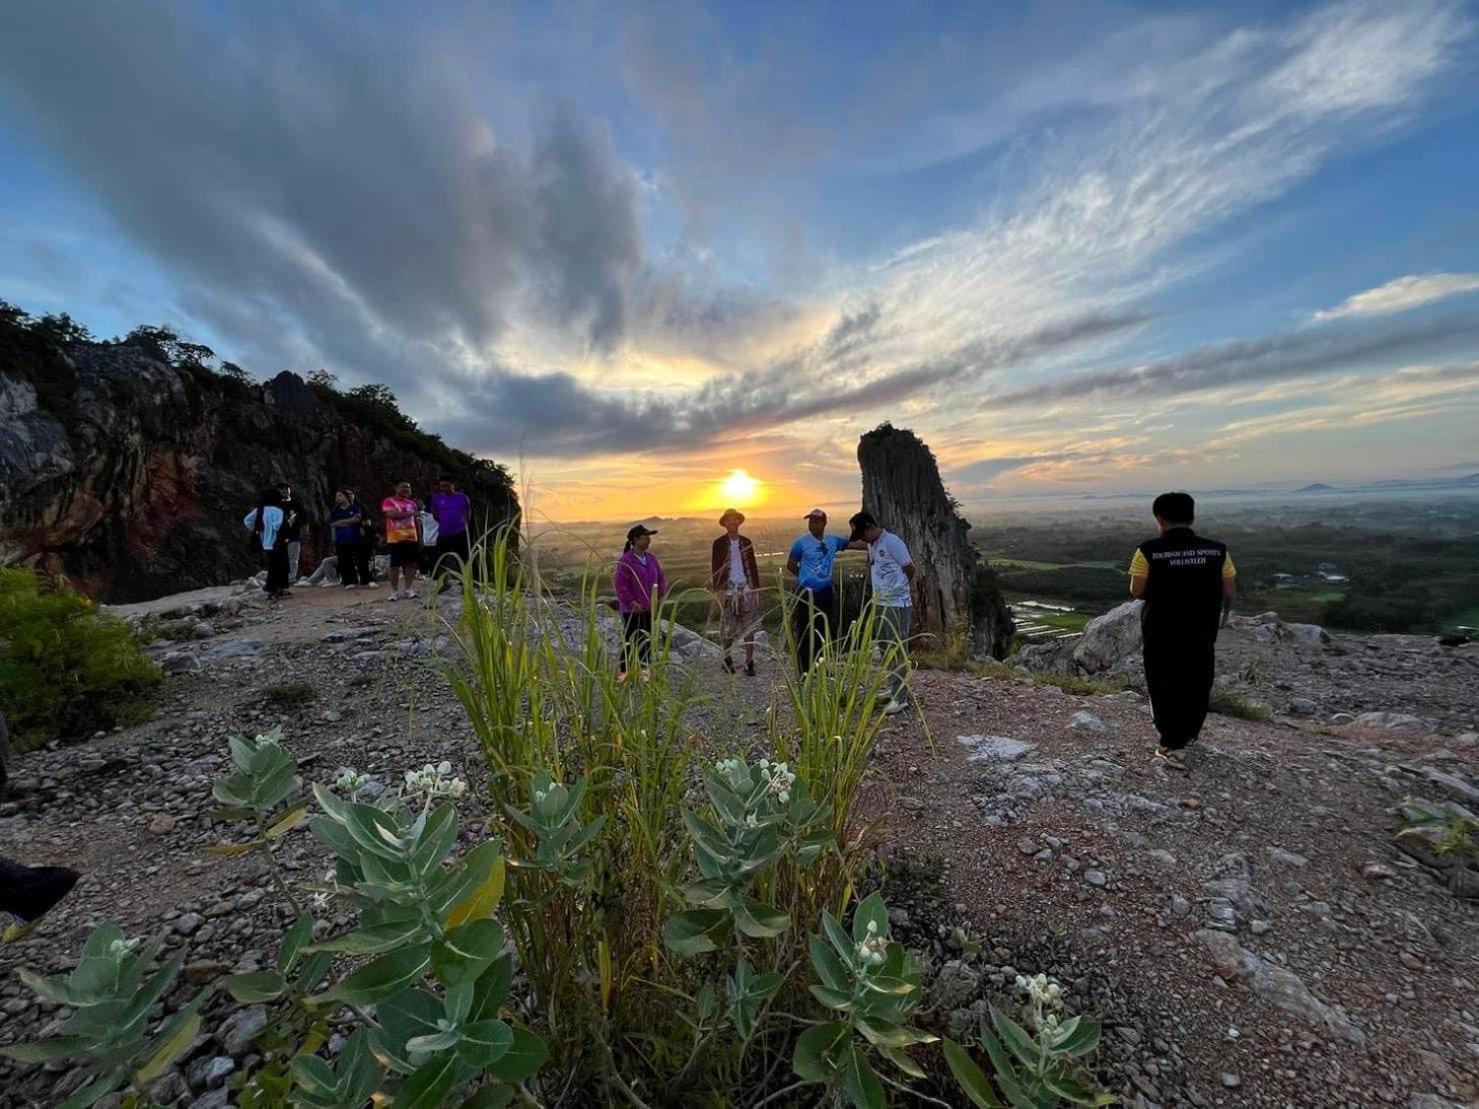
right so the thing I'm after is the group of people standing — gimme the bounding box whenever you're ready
[244,478,475,601]
[612,506,917,714]
[614,490,1238,766]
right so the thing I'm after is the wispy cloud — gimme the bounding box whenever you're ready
[1312,273,1479,321]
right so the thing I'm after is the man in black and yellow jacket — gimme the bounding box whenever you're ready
[1128,492,1237,770]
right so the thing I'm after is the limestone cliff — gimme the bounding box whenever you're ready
[857,424,1014,658]
[0,312,517,601]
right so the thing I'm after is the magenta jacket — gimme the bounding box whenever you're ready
[614,550,667,613]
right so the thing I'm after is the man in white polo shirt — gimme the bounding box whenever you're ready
[847,510,915,716]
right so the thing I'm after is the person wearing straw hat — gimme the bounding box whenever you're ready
[711,508,761,676]
[786,508,851,673]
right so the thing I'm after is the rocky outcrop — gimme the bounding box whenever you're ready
[856,424,1014,658]
[1,325,517,601]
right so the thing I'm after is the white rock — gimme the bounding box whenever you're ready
[1069,711,1107,733]
[957,735,1036,762]
[1072,601,1142,674]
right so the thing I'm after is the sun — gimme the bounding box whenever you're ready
[718,468,762,506]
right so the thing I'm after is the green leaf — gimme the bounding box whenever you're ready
[662,909,728,958]
[822,909,854,964]
[396,1050,468,1109]
[410,803,460,878]
[792,1020,849,1082]
[851,891,889,943]
[977,1024,1031,1105]
[264,803,309,839]
[134,1009,201,1084]
[943,1039,1003,1108]
[990,1007,1043,1073]
[456,1019,513,1068]
[809,935,850,992]
[809,984,853,1011]
[856,1017,936,1048]
[446,853,505,928]
[433,919,506,989]
[56,1073,124,1109]
[461,1086,516,1109]
[290,1054,339,1095]
[320,943,431,1007]
[222,970,287,1003]
[406,1028,463,1057]
[278,916,314,974]
[840,1043,886,1109]
[484,1026,548,1084]
[1042,1071,1116,1106]
[17,969,95,1007]
[733,898,789,939]
[1054,1018,1101,1058]
[374,988,443,1073]
[681,877,732,908]
[0,1036,93,1063]
[309,914,427,956]
[879,1044,927,1081]
[430,841,503,917]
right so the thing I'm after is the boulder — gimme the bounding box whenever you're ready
[1072,601,1143,674]
[856,425,1014,658]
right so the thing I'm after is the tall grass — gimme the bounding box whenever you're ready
[435,528,921,1101]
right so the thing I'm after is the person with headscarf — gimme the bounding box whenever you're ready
[711,508,761,676]
[613,524,667,681]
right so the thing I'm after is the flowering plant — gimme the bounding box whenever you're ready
[944,971,1113,1107]
[664,754,833,958]
[794,891,936,1108]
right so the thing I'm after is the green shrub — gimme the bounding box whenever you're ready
[260,681,317,709]
[1031,672,1127,697]
[1207,688,1272,721]
[0,568,159,751]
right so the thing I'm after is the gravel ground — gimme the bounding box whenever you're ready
[0,584,1475,1107]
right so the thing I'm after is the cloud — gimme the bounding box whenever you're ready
[987,314,1479,408]
[0,3,642,369]
[1312,273,1479,321]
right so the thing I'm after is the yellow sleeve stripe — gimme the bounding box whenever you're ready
[1223,552,1237,580]
[1129,549,1149,577]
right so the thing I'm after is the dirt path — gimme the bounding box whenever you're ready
[1,585,1475,1107]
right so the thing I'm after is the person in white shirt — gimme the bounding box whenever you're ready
[710,509,761,675]
[847,510,915,715]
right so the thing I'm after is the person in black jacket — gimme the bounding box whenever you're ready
[1128,492,1237,771]
[278,482,307,585]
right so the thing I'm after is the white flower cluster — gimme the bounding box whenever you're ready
[1015,973,1063,1008]
[756,758,795,805]
[107,937,141,959]
[404,761,468,799]
[854,918,889,967]
[334,767,371,795]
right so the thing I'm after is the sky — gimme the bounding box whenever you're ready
[2,0,1477,524]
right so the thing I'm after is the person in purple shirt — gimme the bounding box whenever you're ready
[613,524,667,681]
[430,476,473,585]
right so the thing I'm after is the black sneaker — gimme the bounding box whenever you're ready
[744,660,756,677]
[722,656,736,674]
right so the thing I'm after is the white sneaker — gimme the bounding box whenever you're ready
[388,590,402,601]
[403,588,418,599]
[365,582,380,589]
[882,698,908,717]
[343,584,357,590]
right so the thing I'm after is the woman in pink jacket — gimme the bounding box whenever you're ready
[613,524,667,680]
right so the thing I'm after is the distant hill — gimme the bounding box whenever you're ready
[1296,483,1335,493]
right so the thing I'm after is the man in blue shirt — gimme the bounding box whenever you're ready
[786,508,851,673]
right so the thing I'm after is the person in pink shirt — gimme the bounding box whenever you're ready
[613,524,667,681]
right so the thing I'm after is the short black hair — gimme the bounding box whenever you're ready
[438,475,453,483]
[848,510,879,540]
[1152,491,1195,524]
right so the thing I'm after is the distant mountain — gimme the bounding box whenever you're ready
[1296,483,1335,492]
